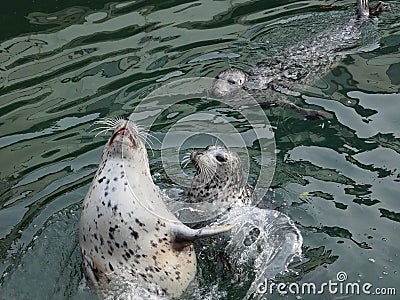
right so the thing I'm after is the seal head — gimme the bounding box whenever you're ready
[188,145,252,208]
[209,68,248,98]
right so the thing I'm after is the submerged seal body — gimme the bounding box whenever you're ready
[188,145,253,209]
[79,119,234,298]
[209,0,386,118]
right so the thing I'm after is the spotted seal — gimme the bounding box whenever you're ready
[188,145,253,209]
[78,119,235,299]
[209,0,388,118]
[187,146,303,300]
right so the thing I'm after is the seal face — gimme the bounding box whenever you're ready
[188,145,253,209]
[79,119,234,299]
[209,68,247,98]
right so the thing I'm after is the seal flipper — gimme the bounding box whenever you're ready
[369,2,389,17]
[357,0,370,18]
[172,223,235,244]
[357,0,388,18]
[82,253,99,287]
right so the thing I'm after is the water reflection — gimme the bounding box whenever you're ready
[0,0,399,299]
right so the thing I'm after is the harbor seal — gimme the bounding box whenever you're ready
[188,145,253,209]
[187,146,303,300]
[79,119,235,299]
[209,0,387,118]
[209,68,327,118]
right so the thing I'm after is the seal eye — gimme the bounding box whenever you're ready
[215,154,227,163]
[227,79,236,85]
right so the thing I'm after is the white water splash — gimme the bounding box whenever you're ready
[218,206,303,299]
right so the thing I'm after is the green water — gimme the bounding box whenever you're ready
[0,0,399,299]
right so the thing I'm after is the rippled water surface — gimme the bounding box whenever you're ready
[0,0,399,299]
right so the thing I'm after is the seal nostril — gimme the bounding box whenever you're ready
[109,128,132,145]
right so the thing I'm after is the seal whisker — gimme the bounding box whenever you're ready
[143,137,155,156]
[182,160,191,169]
[141,131,162,146]
[138,129,163,158]
[95,116,125,129]
[90,126,113,132]
[92,128,113,137]
[89,116,128,137]
[137,130,157,157]
[95,119,116,127]
[181,154,191,169]
[213,135,221,147]
[89,124,116,138]
[198,160,218,185]
[94,129,109,137]
[135,123,145,131]
[91,118,123,138]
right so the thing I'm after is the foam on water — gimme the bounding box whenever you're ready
[218,207,302,299]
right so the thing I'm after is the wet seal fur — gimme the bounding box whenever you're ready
[188,145,253,209]
[79,119,234,299]
[187,146,303,300]
[209,0,388,119]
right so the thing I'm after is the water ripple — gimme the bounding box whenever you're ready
[0,0,399,299]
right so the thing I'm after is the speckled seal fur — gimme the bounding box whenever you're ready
[208,0,387,119]
[188,145,253,209]
[79,119,234,299]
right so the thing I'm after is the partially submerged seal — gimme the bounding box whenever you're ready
[209,0,387,118]
[79,119,234,298]
[187,146,303,299]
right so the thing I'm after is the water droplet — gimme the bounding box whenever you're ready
[368,258,375,263]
